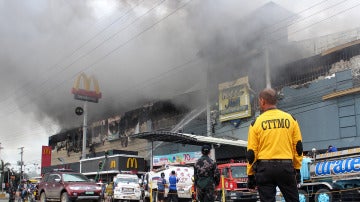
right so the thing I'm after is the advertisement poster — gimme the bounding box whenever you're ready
[108,115,120,141]
[153,151,202,166]
[91,119,107,144]
[218,76,252,122]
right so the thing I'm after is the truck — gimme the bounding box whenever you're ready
[142,165,194,202]
[113,173,142,202]
[215,161,258,202]
[278,147,360,202]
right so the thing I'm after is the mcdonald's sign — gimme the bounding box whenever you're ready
[71,72,102,103]
[126,158,138,169]
[41,146,52,167]
[42,147,51,155]
[110,160,116,169]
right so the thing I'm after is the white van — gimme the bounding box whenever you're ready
[113,173,142,202]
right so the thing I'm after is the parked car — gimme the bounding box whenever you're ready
[38,169,102,202]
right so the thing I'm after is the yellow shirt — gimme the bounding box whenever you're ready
[247,109,303,175]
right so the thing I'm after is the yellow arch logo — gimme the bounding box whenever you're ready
[42,147,51,155]
[110,160,116,169]
[127,158,138,169]
[71,72,102,102]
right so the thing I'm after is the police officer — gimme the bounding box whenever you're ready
[246,88,303,202]
[194,145,220,202]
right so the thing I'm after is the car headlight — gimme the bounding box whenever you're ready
[95,186,102,190]
[68,186,81,190]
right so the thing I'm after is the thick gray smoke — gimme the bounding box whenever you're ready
[2,0,360,165]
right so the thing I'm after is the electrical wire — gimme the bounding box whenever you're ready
[1,0,358,153]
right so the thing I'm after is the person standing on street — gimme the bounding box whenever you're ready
[246,88,303,202]
[168,170,179,202]
[157,172,167,202]
[194,145,220,202]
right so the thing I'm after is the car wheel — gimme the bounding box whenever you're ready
[314,188,332,202]
[61,192,71,202]
[40,192,47,202]
[298,190,309,202]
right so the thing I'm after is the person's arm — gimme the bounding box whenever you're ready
[193,165,198,186]
[292,118,303,170]
[246,120,258,176]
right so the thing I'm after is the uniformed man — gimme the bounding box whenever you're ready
[246,88,303,202]
[194,145,220,202]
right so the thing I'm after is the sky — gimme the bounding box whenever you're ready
[1,0,360,173]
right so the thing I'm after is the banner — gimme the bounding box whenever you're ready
[91,119,107,144]
[41,146,52,168]
[153,151,202,166]
[108,116,120,141]
[218,76,252,122]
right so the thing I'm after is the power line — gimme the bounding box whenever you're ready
[0,0,194,139]
[266,0,360,47]
[0,1,144,107]
[266,0,349,38]
[0,0,358,147]
[0,0,168,117]
[260,0,330,34]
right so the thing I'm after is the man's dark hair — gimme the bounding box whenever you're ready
[201,145,211,155]
[259,88,277,105]
[171,170,175,175]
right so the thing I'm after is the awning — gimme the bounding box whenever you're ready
[131,131,247,147]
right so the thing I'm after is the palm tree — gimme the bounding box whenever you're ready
[0,160,11,192]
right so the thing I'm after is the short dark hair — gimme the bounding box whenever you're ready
[171,170,175,175]
[259,88,277,105]
[201,145,211,155]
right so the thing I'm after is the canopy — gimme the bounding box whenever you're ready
[131,131,247,147]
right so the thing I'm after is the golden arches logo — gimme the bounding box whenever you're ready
[71,72,102,102]
[42,147,51,155]
[110,160,116,169]
[127,158,138,169]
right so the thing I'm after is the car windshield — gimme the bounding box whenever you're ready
[115,177,138,184]
[231,166,247,178]
[63,173,90,182]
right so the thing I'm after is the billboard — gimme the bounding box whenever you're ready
[218,76,252,122]
[91,119,107,144]
[153,151,202,166]
[108,115,120,141]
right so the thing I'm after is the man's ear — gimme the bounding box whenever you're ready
[259,98,264,106]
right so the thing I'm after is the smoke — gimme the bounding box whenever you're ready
[2,0,360,165]
[0,0,306,133]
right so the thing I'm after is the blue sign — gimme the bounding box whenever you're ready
[314,157,360,176]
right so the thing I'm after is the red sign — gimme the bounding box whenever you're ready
[41,146,52,168]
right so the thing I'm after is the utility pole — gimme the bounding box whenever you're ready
[0,143,3,193]
[82,101,88,160]
[18,147,24,181]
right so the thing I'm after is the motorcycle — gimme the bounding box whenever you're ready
[8,186,16,202]
[26,186,37,202]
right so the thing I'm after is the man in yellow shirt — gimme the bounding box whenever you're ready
[246,88,303,202]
